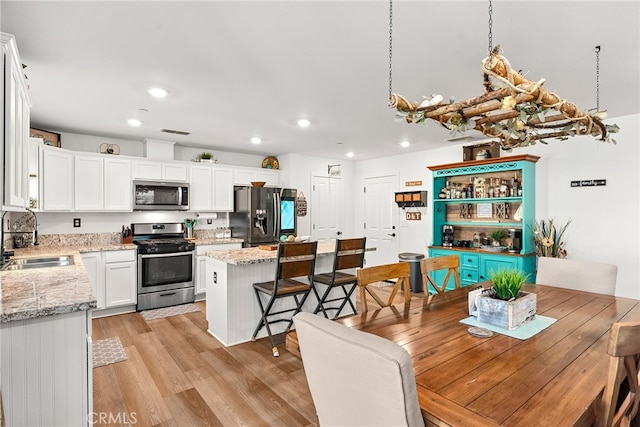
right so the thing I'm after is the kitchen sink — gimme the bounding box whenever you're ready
[1,255,75,271]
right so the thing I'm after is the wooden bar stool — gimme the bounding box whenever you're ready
[420,255,461,295]
[312,237,366,319]
[251,241,318,357]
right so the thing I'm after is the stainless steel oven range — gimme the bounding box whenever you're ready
[132,222,195,311]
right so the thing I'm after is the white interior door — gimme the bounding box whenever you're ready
[311,176,342,241]
[364,174,398,267]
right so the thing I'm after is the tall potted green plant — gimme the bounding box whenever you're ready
[476,268,535,330]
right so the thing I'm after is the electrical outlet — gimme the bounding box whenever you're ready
[207,218,213,225]
[213,272,217,284]
[73,218,81,227]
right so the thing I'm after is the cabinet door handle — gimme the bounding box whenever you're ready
[387,233,396,237]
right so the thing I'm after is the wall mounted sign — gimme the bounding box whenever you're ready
[477,203,493,219]
[406,211,422,221]
[405,180,422,187]
[571,179,606,187]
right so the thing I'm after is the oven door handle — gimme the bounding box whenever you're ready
[138,251,194,259]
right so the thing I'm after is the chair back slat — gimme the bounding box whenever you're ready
[597,321,640,427]
[356,262,412,312]
[334,238,366,271]
[420,255,461,295]
[276,241,318,281]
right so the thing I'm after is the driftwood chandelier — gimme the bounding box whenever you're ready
[388,0,619,150]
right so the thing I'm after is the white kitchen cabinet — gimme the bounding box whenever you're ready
[2,33,31,210]
[74,154,104,211]
[233,166,280,187]
[104,157,132,210]
[133,159,188,181]
[1,310,92,426]
[189,164,214,211]
[40,146,74,211]
[213,166,234,211]
[104,250,137,308]
[189,164,233,212]
[195,243,241,297]
[81,252,105,309]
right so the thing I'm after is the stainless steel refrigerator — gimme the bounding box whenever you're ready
[229,186,297,247]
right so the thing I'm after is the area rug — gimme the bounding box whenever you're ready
[93,337,127,368]
[140,303,201,321]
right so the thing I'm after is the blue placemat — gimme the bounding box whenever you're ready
[460,315,557,340]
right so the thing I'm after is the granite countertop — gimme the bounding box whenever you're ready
[0,247,96,323]
[190,237,244,246]
[204,241,339,265]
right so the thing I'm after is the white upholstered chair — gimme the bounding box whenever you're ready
[293,312,425,427]
[536,257,618,295]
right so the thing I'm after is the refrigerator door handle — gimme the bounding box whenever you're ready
[274,191,281,241]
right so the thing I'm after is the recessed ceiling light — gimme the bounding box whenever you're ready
[297,118,311,128]
[127,118,142,127]
[148,87,168,98]
[399,140,411,148]
[346,152,355,158]
[251,137,262,144]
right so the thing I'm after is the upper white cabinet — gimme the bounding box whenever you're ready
[40,146,74,211]
[133,159,188,181]
[233,166,280,187]
[74,154,104,211]
[2,33,32,210]
[213,166,233,211]
[189,164,233,212]
[104,157,132,211]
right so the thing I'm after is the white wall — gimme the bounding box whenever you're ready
[355,114,640,300]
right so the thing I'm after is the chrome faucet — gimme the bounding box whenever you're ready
[25,207,39,246]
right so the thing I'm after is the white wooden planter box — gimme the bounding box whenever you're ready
[477,291,537,330]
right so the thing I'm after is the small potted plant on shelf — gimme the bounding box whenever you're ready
[490,229,505,247]
[196,152,216,163]
[477,268,535,330]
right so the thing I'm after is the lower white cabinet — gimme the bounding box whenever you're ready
[82,250,136,313]
[195,243,241,297]
[1,309,92,426]
[104,250,137,307]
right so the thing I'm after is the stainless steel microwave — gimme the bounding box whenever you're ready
[133,180,189,211]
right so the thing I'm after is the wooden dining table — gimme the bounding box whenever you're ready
[338,283,640,427]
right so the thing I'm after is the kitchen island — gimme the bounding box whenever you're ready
[0,246,100,427]
[204,241,356,346]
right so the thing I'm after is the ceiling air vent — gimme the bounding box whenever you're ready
[160,128,191,136]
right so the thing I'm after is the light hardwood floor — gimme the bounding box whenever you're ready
[92,286,415,426]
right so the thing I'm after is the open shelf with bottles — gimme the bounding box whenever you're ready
[427,154,540,287]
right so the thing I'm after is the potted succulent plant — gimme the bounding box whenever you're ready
[196,152,216,163]
[476,268,535,330]
[490,229,505,247]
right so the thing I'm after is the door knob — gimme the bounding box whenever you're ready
[388,233,396,237]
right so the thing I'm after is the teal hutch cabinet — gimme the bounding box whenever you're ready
[427,154,539,291]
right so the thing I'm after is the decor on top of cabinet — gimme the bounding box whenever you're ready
[296,191,307,217]
[99,143,120,155]
[477,268,535,330]
[195,152,217,163]
[386,1,619,150]
[261,156,279,169]
[30,128,61,148]
[533,218,571,258]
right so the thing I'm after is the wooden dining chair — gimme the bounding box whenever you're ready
[356,262,411,313]
[597,321,640,427]
[251,241,318,357]
[536,257,618,295]
[312,237,366,319]
[419,255,461,295]
[293,312,425,427]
